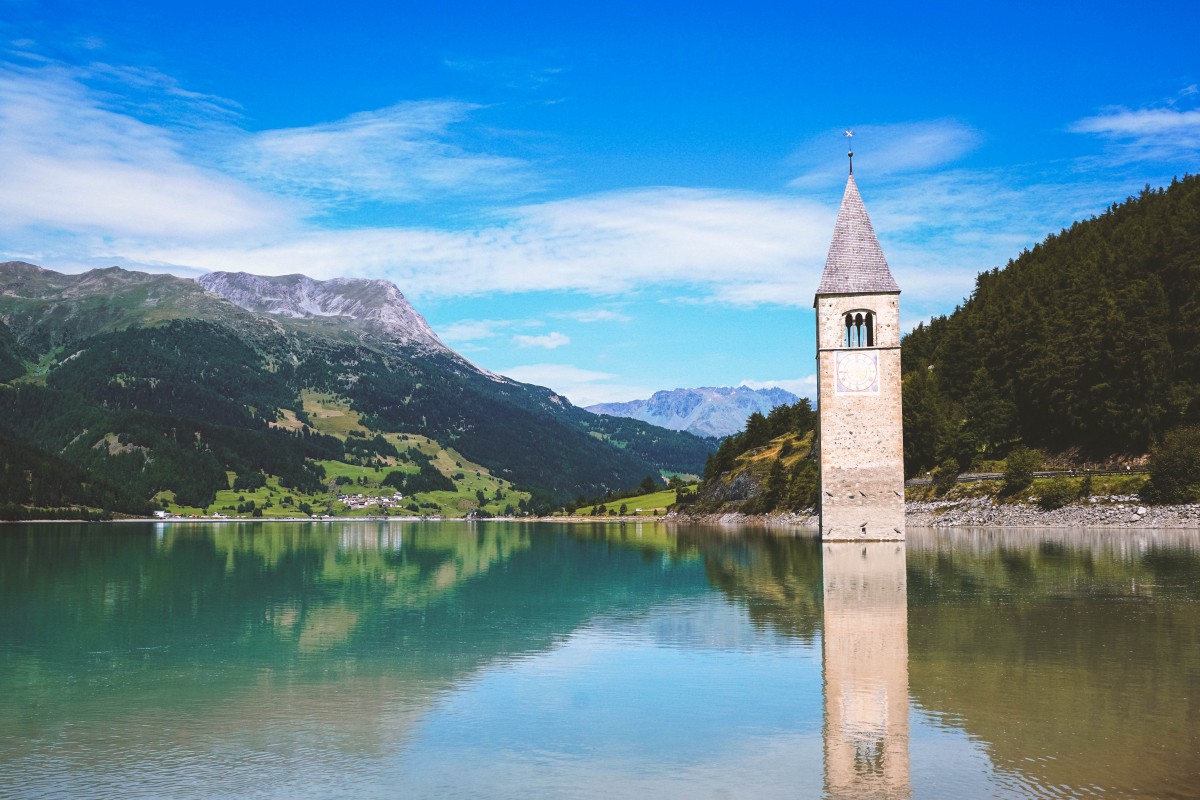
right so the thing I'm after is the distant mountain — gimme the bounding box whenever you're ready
[0,262,714,515]
[587,386,800,438]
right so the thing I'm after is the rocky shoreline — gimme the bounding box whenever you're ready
[674,497,1200,529]
[906,496,1200,528]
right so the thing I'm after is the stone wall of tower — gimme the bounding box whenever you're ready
[815,292,905,540]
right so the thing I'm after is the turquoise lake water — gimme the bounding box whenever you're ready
[1,521,1197,799]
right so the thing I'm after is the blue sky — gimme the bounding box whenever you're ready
[2,1,1198,405]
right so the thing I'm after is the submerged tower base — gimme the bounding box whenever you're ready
[813,160,905,542]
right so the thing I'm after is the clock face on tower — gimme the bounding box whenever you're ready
[835,350,880,394]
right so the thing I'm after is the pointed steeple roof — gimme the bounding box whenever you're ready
[815,174,900,296]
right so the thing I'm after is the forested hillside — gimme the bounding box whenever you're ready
[903,174,1200,475]
[0,321,23,383]
[0,264,713,517]
[684,400,819,515]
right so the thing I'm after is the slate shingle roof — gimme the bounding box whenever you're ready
[815,174,900,296]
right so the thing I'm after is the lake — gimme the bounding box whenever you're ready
[1,521,1197,799]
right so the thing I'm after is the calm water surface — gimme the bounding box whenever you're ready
[1,522,1197,799]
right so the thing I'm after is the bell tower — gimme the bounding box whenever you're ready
[813,143,905,540]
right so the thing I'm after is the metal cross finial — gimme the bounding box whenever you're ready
[844,130,854,175]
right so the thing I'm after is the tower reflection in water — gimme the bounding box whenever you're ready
[822,542,911,799]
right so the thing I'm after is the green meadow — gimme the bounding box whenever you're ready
[154,393,530,518]
[577,488,685,516]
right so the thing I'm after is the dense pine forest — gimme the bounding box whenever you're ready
[902,174,1200,476]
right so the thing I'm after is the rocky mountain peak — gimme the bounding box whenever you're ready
[198,271,446,351]
[586,385,800,438]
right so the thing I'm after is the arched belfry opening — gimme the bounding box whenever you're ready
[843,310,874,348]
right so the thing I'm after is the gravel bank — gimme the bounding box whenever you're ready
[672,497,1200,529]
[906,496,1200,528]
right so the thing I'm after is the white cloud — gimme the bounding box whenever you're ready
[230,100,539,207]
[130,187,836,305]
[1071,107,1200,137]
[739,376,817,398]
[439,318,514,344]
[496,363,654,406]
[901,314,934,335]
[441,56,563,91]
[0,60,1152,323]
[86,62,243,121]
[0,65,290,241]
[107,166,1111,314]
[1069,104,1200,163]
[512,331,570,349]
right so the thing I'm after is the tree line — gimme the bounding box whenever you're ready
[902,174,1200,476]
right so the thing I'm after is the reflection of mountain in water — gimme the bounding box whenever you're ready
[0,521,713,777]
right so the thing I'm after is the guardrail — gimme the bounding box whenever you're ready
[905,468,1147,487]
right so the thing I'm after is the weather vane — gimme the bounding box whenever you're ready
[844,130,854,175]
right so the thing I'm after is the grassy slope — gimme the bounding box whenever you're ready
[155,392,531,518]
[705,430,813,494]
[580,489,680,516]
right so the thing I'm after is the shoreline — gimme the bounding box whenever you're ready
[905,496,1200,529]
[674,497,1200,529]
[4,499,1200,529]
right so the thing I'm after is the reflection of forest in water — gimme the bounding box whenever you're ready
[594,525,1200,797]
[2,522,1198,797]
[905,528,1200,797]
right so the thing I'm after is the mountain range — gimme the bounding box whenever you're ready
[587,385,799,438]
[0,263,713,516]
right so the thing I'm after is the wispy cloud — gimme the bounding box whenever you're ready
[230,100,541,208]
[0,58,1159,321]
[429,316,553,345]
[512,331,570,349]
[106,168,1106,314]
[553,307,631,323]
[1072,108,1200,137]
[788,119,982,189]
[497,363,653,406]
[134,163,1106,313]
[438,318,515,344]
[1069,96,1200,163]
[0,64,290,241]
[129,187,836,305]
[441,56,564,91]
[86,62,243,122]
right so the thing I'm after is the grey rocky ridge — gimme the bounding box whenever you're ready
[198,272,446,354]
[586,385,799,438]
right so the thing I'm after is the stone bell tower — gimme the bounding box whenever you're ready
[814,144,905,540]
